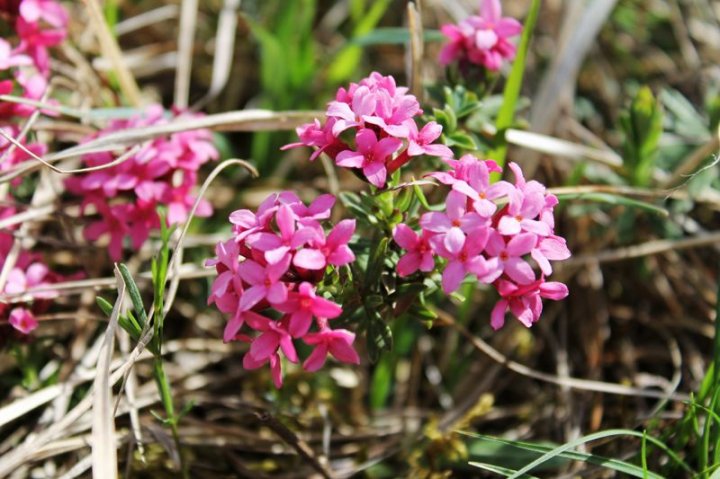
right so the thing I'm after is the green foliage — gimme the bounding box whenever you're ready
[487,0,541,171]
[619,86,663,187]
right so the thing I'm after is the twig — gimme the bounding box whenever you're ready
[435,309,690,401]
[254,411,335,479]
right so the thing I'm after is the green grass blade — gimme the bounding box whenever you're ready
[460,432,665,479]
[556,192,669,217]
[468,462,538,478]
[492,429,691,478]
[488,0,541,172]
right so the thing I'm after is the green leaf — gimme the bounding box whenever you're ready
[370,356,393,409]
[487,0,541,171]
[366,312,393,363]
[444,131,477,150]
[620,86,664,186]
[96,297,114,317]
[118,264,147,328]
[351,27,444,46]
[468,462,538,478]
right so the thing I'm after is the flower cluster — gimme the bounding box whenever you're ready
[284,72,452,188]
[0,206,61,335]
[393,155,570,330]
[439,0,522,71]
[65,105,219,260]
[0,0,68,178]
[206,192,360,388]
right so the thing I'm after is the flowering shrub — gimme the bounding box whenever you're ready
[207,191,359,387]
[439,0,522,71]
[65,105,219,260]
[208,65,572,387]
[284,71,451,188]
[395,155,570,329]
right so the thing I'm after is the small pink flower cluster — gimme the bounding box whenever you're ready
[207,192,360,388]
[0,0,68,177]
[393,155,570,330]
[284,72,452,188]
[65,105,219,260]
[439,0,522,71]
[0,207,60,335]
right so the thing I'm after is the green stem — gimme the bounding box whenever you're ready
[153,355,188,479]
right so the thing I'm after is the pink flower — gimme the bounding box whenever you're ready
[293,219,356,270]
[19,0,69,29]
[303,328,360,372]
[244,313,298,365]
[243,350,284,388]
[407,121,453,158]
[490,277,568,329]
[531,235,571,276]
[335,128,402,188]
[420,190,488,241]
[393,224,435,277]
[327,85,377,136]
[0,38,31,69]
[237,258,290,311]
[482,230,536,284]
[9,307,38,334]
[248,204,317,265]
[276,282,342,337]
[431,228,489,293]
[439,0,522,71]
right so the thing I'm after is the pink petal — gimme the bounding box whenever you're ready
[497,215,522,235]
[276,205,295,239]
[481,0,502,21]
[540,281,569,300]
[490,300,508,330]
[311,297,342,319]
[238,260,265,285]
[355,128,378,153]
[293,249,327,270]
[363,161,387,188]
[444,227,466,255]
[504,258,535,285]
[336,151,366,168]
[420,212,452,233]
[329,332,360,364]
[223,310,245,342]
[328,245,356,266]
[393,224,419,250]
[442,261,466,294]
[289,310,314,338]
[266,281,288,304]
[327,219,356,248]
[397,253,421,277]
[238,285,267,311]
[250,332,279,361]
[303,343,329,372]
[506,233,536,257]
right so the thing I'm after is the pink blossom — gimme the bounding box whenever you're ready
[439,0,522,71]
[393,224,435,277]
[482,231,536,284]
[407,121,453,158]
[303,328,360,372]
[420,190,488,242]
[276,282,342,337]
[431,228,489,293]
[9,307,38,334]
[248,204,317,265]
[237,258,290,311]
[490,277,569,329]
[293,219,356,270]
[243,349,284,388]
[335,128,402,188]
[0,38,31,69]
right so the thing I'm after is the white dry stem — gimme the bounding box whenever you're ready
[194,0,242,109]
[174,0,199,109]
[90,268,124,479]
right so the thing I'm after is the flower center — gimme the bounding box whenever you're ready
[515,215,523,222]
[264,278,272,287]
[452,219,462,227]
[500,251,509,261]
[300,297,313,309]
